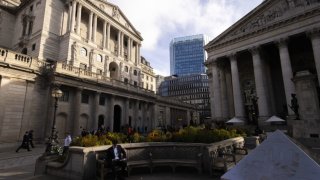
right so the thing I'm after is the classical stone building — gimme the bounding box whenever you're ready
[140,56,156,93]
[205,0,320,138]
[0,0,195,145]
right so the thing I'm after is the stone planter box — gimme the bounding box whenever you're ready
[39,137,245,180]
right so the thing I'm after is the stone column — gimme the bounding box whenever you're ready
[70,1,77,32]
[129,38,132,61]
[121,33,124,57]
[68,2,72,31]
[109,95,115,132]
[219,63,229,119]
[106,23,110,50]
[103,21,107,49]
[277,38,295,115]
[137,44,141,64]
[72,87,82,136]
[93,14,97,43]
[91,92,100,130]
[211,62,222,120]
[134,100,139,129]
[104,55,109,77]
[88,11,93,41]
[76,3,82,35]
[250,47,269,119]
[309,29,320,85]
[229,54,245,118]
[125,98,129,124]
[135,43,138,64]
[117,31,121,56]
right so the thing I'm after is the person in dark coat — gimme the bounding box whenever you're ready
[16,131,31,152]
[105,139,127,179]
[28,130,34,148]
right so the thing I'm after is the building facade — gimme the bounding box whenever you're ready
[0,0,195,145]
[140,56,156,92]
[170,34,209,76]
[205,0,320,138]
[158,74,210,124]
[155,74,165,95]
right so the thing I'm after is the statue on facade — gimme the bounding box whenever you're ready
[289,93,300,120]
[71,41,78,64]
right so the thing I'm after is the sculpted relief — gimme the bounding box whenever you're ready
[230,0,320,37]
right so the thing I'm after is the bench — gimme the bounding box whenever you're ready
[126,146,152,176]
[96,146,152,179]
[96,143,203,178]
[149,144,203,174]
[207,137,247,176]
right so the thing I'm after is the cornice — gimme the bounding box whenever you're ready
[206,7,320,52]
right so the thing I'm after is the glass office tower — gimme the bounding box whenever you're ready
[170,34,209,76]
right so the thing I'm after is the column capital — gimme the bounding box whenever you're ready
[75,86,83,92]
[249,46,261,55]
[227,53,237,61]
[275,37,289,48]
[307,27,320,39]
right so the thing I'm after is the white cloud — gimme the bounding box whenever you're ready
[108,0,263,76]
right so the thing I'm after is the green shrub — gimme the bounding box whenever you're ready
[70,126,246,147]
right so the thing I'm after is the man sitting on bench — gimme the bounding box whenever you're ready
[106,139,127,180]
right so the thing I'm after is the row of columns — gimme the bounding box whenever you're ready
[68,0,141,64]
[69,87,155,135]
[210,31,320,121]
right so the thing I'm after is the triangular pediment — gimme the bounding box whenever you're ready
[89,0,142,40]
[206,0,320,48]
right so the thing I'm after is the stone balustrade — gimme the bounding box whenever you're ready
[41,137,246,180]
[0,48,47,72]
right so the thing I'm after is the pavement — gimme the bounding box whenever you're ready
[0,144,220,180]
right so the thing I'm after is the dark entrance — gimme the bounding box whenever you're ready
[98,115,104,129]
[129,116,132,127]
[114,105,121,132]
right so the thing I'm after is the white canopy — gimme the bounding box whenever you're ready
[226,117,244,124]
[265,115,285,122]
[221,130,320,180]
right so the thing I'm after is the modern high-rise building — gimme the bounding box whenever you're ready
[170,34,210,76]
[158,74,210,123]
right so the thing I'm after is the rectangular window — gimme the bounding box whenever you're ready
[59,90,69,102]
[81,93,89,104]
[80,63,87,70]
[97,69,102,75]
[99,96,105,105]
[28,21,33,35]
[134,81,137,86]
[32,44,36,51]
[30,5,33,12]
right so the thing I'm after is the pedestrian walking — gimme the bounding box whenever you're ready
[28,130,34,148]
[16,131,31,152]
[63,132,72,155]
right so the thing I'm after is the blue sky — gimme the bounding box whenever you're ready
[108,0,264,76]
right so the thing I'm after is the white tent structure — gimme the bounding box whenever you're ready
[265,115,285,123]
[221,130,320,180]
[226,117,244,125]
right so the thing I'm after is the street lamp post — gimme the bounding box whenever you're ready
[45,86,63,154]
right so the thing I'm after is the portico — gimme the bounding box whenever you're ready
[205,0,320,138]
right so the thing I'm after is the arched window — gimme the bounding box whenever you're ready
[124,66,129,72]
[96,54,103,62]
[133,70,137,76]
[80,47,87,57]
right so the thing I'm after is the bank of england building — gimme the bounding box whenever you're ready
[0,0,196,145]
